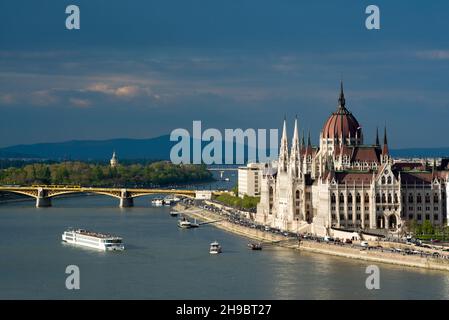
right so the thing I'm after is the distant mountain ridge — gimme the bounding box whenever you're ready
[0,136,448,161]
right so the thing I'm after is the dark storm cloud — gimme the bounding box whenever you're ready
[1,0,449,148]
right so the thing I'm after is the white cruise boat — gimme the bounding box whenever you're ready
[62,228,125,251]
[209,241,222,254]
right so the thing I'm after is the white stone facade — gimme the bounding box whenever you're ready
[256,84,449,234]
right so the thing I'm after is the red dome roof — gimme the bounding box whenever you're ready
[322,107,361,139]
[322,83,361,140]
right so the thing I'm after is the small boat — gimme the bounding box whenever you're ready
[170,211,179,217]
[190,218,199,228]
[151,198,164,206]
[210,241,222,254]
[164,195,180,205]
[178,217,192,228]
[248,243,263,250]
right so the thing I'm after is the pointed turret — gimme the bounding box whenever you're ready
[278,117,289,172]
[381,126,390,164]
[338,80,346,109]
[110,150,118,168]
[382,126,389,156]
[301,130,305,151]
[290,116,300,177]
[305,130,313,157]
[375,127,380,146]
[290,116,300,161]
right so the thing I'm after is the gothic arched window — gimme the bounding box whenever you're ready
[296,190,300,199]
[365,193,370,204]
[331,193,336,204]
[417,193,422,204]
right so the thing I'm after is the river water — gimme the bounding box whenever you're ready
[1,173,449,299]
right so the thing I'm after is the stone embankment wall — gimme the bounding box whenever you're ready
[175,204,449,272]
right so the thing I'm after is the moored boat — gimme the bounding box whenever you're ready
[248,242,263,250]
[151,198,164,206]
[177,217,192,228]
[170,211,179,217]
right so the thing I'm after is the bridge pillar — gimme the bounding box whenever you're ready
[119,189,134,208]
[36,188,52,207]
[119,197,134,208]
[36,197,52,207]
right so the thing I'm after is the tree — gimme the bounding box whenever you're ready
[422,220,434,236]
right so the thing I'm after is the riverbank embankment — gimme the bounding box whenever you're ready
[175,203,449,272]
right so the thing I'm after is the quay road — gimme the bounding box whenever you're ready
[0,185,224,208]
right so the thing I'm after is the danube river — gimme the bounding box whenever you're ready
[1,175,449,299]
[2,196,449,299]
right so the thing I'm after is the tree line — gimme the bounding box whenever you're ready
[0,161,213,187]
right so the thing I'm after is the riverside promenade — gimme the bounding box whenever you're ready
[174,203,449,272]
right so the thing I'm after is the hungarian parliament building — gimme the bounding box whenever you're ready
[255,83,449,235]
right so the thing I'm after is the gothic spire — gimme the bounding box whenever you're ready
[301,130,305,149]
[279,117,289,171]
[307,130,311,147]
[338,80,346,108]
[375,127,380,146]
[290,116,300,177]
[290,116,300,158]
[382,125,389,156]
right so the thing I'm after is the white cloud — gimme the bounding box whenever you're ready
[115,85,139,97]
[69,98,91,108]
[86,82,146,98]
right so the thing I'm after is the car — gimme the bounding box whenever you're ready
[360,241,369,248]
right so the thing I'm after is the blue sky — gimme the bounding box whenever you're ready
[1,0,449,148]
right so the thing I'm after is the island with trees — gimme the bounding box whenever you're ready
[0,161,213,187]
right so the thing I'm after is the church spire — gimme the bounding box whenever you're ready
[375,127,380,146]
[301,130,305,149]
[291,116,299,158]
[382,125,390,164]
[290,116,300,177]
[307,130,311,147]
[382,126,389,154]
[279,117,289,172]
[338,80,346,108]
